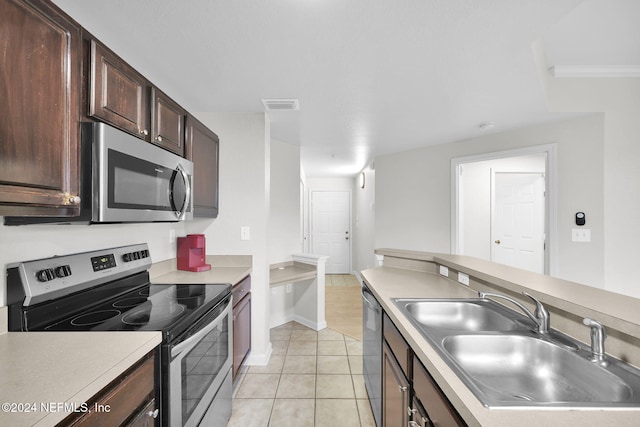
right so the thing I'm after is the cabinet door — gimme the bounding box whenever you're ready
[0,0,82,216]
[413,356,465,427]
[151,87,185,155]
[382,342,409,427]
[65,352,156,427]
[185,114,220,217]
[233,293,251,379]
[89,40,150,140]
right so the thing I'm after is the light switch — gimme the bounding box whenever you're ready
[240,226,250,241]
[572,228,591,242]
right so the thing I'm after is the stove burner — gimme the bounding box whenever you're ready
[113,297,148,308]
[122,304,186,326]
[71,309,121,327]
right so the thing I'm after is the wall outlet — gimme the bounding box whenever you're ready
[240,226,251,241]
[286,283,292,293]
[458,272,470,286]
[169,229,176,243]
[439,265,449,277]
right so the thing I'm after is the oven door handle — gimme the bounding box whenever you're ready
[171,299,231,358]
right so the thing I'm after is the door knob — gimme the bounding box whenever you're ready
[495,240,501,244]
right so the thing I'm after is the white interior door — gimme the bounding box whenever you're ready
[491,172,545,273]
[311,191,351,274]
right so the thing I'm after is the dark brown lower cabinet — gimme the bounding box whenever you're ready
[62,351,157,427]
[382,341,409,427]
[412,355,466,427]
[233,276,252,379]
[382,313,466,427]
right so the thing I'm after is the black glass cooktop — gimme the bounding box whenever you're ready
[42,282,231,341]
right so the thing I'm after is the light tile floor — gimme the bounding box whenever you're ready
[325,274,361,287]
[229,321,375,427]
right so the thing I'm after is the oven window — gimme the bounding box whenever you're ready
[182,315,229,424]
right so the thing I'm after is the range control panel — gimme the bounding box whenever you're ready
[10,243,152,306]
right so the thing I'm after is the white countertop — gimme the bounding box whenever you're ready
[149,255,252,286]
[362,253,640,427]
[0,330,161,427]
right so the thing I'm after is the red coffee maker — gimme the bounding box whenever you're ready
[177,234,211,272]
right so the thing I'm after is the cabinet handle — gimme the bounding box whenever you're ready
[495,239,501,244]
[147,409,159,419]
[408,407,417,416]
[63,193,81,205]
[399,385,408,393]
[140,129,149,136]
[156,135,163,142]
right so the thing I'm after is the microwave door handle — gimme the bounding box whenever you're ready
[171,164,191,220]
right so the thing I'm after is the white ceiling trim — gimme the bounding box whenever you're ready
[549,65,640,78]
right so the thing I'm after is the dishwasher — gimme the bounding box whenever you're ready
[362,282,382,427]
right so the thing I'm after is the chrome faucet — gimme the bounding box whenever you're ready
[478,290,550,334]
[583,317,608,366]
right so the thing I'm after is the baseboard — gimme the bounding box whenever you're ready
[270,313,327,331]
[292,314,326,331]
[244,341,273,366]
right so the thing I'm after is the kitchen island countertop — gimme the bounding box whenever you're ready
[362,249,640,427]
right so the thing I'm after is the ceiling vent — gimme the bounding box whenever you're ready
[261,98,300,111]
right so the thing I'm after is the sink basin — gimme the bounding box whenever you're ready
[443,335,634,404]
[397,299,520,332]
[392,297,640,407]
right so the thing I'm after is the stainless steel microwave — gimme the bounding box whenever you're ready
[90,122,193,222]
[5,122,193,225]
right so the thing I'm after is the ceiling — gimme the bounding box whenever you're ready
[52,0,640,177]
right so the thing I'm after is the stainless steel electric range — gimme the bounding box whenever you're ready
[6,243,232,427]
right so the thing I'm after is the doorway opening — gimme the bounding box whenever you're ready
[451,145,557,275]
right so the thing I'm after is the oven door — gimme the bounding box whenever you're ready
[168,295,232,427]
[90,122,193,223]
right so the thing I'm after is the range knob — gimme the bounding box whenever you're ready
[36,268,55,282]
[55,265,72,278]
[123,253,132,262]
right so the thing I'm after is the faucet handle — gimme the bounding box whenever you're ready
[522,291,550,333]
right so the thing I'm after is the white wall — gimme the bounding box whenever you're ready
[461,154,546,260]
[533,42,640,297]
[268,138,303,327]
[0,221,186,306]
[353,168,376,279]
[375,114,606,290]
[269,139,302,264]
[187,112,273,365]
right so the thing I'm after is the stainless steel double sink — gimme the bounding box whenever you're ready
[393,298,640,408]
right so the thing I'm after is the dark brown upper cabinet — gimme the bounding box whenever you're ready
[0,0,82,216]
[151,88,185,156]
[89,40,150,140]
[89,41,185,156]
[185,114,219,217]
